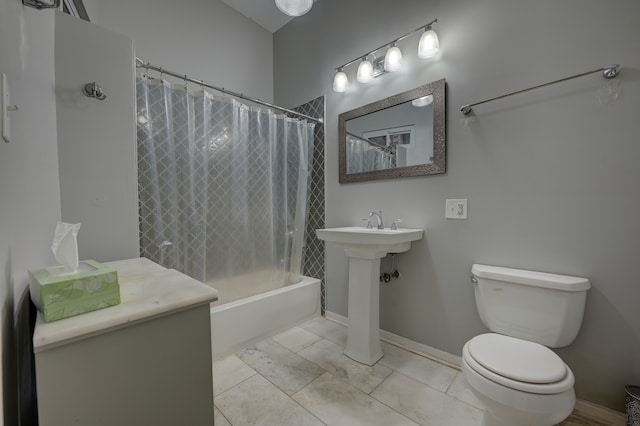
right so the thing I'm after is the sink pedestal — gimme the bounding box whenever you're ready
[343,251,386,365]
[337,241,413,366]
[316,227,423,366]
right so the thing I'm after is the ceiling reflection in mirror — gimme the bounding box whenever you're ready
[339,79,446,183]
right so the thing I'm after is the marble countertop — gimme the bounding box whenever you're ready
[33,257,218,352]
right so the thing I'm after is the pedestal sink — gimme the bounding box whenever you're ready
[316,227,423,365]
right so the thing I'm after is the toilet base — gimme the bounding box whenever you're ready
[462,357,575,426]
[481,411,518,426]
[480,410,550,426]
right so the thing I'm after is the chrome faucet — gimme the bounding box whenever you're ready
[369,211,384,229]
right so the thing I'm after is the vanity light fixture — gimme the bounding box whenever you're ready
[356,57,375,83]
[333,69,349,93]
[384,43,403,72]
[332,18,439,93]
[418,24,440,58]
[275,0,313,16]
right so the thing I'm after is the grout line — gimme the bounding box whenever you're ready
[362,371,427,425]
[290,373,331,426]
[368,369,487,423]
[212,354,258,396]
[213,403,234,426]
[243,339,329,398]
[443,371,457,394]
[270,328,323,353]
[366,366,394,396]
[236,350,257,369]
[214,369,258,398]
[298,320,342,345]
[273,375,328,426]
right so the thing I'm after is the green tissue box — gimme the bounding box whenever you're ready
[29,260,120,323]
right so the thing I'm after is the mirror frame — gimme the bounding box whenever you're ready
[338,78,446,183]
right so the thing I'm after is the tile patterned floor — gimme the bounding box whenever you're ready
[212,317,604,426]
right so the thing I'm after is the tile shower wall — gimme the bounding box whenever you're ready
[294,96,326,314]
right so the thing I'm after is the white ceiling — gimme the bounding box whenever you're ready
[220,0,318,33]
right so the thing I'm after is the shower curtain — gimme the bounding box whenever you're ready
[346,134,396,174]
[136,75,315,285]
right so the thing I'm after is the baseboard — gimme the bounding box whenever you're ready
[324,311,462,369]
[323,310,625,425]
[573,399,625,425]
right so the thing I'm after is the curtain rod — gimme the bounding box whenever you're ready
[135,58,323,125]
[346,131,390,151]
[460,64,621,115]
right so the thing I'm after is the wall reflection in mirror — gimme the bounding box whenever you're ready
[339,79,446,183]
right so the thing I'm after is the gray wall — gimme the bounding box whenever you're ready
[88,0,274,103]
[274,0,640,410]
[0,2,61,423]
[56,12,139,262]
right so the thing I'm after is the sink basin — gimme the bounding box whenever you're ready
[316,227,423,258]
[316,226,423,365]
[316,227,423,246]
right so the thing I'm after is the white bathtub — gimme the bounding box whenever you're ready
[210,275,321,358]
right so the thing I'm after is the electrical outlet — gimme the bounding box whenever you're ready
[445,199,468,219]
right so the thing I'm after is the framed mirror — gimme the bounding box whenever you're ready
[338,78,446,183]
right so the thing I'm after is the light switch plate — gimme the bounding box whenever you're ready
[446,199,468,219]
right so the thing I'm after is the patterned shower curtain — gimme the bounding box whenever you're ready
[136,75,315,284]
[346,134,396,174]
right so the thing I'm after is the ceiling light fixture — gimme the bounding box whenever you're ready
[332,18,439,93]
[275,0,313,17]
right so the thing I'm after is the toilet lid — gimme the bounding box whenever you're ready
[467,334,567,384]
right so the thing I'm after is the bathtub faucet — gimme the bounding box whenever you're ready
[369,211,384,229]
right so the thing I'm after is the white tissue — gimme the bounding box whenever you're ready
[51,221,81,274]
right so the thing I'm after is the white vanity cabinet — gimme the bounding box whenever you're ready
[33,258,218,426]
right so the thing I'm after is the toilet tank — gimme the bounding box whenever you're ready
[471,264,590,348]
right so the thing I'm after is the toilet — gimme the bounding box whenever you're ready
[462,264,590,426]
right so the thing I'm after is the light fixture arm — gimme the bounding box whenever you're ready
[334,18,438,71]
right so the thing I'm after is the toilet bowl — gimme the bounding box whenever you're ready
[462,333,575,426]
[463,264,590,426]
